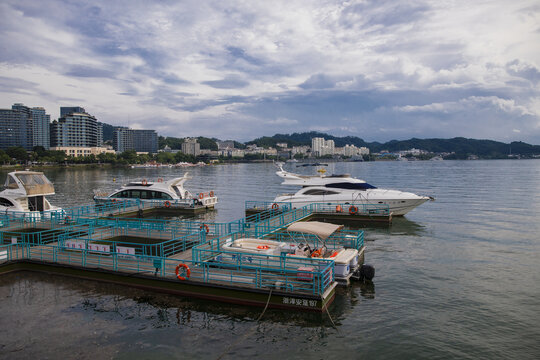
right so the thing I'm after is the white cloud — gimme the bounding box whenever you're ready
[0,0,539,143]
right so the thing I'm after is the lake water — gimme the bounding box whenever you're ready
[1,160,539,359]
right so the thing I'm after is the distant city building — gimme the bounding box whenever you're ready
[181,138,201,156]
[60,106,86,118]
[217,140,235,150]
[219,149,245,158]
[291,145,310,155]
[50,107,102,148]
[51,146,116,158]
[113,128,158,153]
[311,137,334,156]
[276,142,288,149]
[0,103,51,150]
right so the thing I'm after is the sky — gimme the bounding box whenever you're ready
[1,0,539,144]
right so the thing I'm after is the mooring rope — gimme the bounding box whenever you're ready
[216,289,273,360]
[324,304,338,331]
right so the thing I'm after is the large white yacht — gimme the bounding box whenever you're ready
[0,171,63,217]
[272,164,432,216]
[93,173,218,208]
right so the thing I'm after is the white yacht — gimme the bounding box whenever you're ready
[93,173,218,208]
[0,171,63,218]
[272,164,432,216]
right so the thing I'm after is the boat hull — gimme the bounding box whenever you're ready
[272,196,430,216]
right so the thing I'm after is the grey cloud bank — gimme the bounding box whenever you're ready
[0,0,539,143]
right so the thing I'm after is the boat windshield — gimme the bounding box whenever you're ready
[16,173,52,186]
[325,182,377,190]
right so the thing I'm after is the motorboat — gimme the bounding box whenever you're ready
[219,221,365,281]
[0,171,63,218]
[272,163,433,216]
[93,173,218,208]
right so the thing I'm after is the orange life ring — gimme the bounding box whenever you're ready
[142,179,148,186]
[199,193,204,199]
[209,191,214,197]
[336,205,343,213]
[175,263,191,281]
[349,205,358,215]
[271,203,279,210]
[157,178,163,183]
[257,245,270,250]
[164,200,171,208]
[200,224,209,233]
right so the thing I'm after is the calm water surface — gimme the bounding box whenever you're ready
[1,160,539,359]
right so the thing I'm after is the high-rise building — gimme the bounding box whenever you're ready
[113,128,158,153]
[30,107,51,149]
[50,107,102,148]
[311,137,334,156]
[60,106,86,117]
[181,138,201,156]
[0,103,51,150]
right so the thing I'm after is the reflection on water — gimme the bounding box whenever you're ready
[1,160,540,358]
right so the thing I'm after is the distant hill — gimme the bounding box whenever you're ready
[246,132,540,158]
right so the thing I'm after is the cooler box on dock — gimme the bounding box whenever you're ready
[297,266,315,281]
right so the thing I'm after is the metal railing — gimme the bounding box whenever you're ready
[0,241,333,296]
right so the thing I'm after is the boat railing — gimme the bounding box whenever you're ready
[268,229,364,251]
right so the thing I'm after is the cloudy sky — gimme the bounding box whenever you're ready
[1,0,539,143]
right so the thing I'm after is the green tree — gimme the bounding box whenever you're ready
[0,150,10,164]
[174,151,196,163]
[120,150,138,164]
[6,147,28,162]
[156,152,175,164]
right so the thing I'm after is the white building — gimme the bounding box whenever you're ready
[291,145,310,155]
[181,138,201,156]
[311,137,334,156]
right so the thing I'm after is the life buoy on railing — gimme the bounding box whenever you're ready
[349,205,358,215]
[209,191,214,197]
[142,179,148,186]
[257,245,270,250]
[164,200,171,208]
[157,178,163,183]
[271,203,279,210]
[199,193,204,199]
[336,205,343,213]
[200,224,209,234]
[175,263,191,281]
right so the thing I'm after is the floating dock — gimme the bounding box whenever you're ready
[245,201,392,226]
[0,205,361,312]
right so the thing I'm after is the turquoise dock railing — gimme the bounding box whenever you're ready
[308,202,390,215]
[0,241,333,296]
[0,222,96,246]
[246,200,390,216]
[249,207,313,237]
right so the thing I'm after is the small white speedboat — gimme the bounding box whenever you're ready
[0,171,63,218]
[219,221,364,281]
